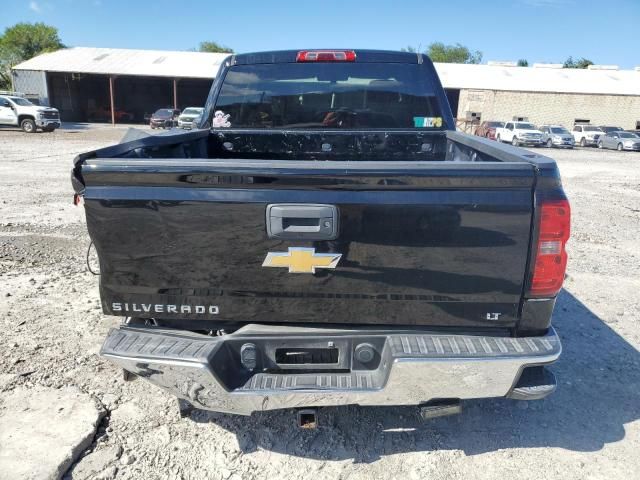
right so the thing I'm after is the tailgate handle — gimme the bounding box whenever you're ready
[266,204,339,240]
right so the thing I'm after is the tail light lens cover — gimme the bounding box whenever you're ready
[296,50,356,62]
[529,199,571,297]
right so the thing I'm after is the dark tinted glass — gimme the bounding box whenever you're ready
[215,63,442,129]
[10,97,33,106]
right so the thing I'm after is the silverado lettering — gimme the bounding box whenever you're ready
[111,303,220,315]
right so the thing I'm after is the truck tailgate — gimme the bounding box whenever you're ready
[81,159,535,329]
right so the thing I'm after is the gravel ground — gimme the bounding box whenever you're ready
[1,125,639,480]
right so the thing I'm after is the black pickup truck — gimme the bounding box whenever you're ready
[72,50,570,421]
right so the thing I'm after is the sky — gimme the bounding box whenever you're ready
[2,0,639,69]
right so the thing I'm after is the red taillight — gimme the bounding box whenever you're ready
[296,50,356,62]
[530,200,571,297]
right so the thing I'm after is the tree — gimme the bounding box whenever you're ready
[400,43,482,63]
[198,41,233,54]
[426,42,482,64]
[0,22,64,89]
[563,56,593,69]
[517,59,529,67]
[0,48,20,90]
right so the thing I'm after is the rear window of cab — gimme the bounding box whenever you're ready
[214,63,444,130]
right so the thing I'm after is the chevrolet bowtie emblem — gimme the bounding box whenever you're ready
[262,247,342,274]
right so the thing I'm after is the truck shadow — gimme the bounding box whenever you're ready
[60,122,92,131]
[191,289,639,461]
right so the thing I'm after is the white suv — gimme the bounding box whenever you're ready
[177,107,204,129]
[572,125,603,147]
[0,93,61,133]
[495,122,544,147]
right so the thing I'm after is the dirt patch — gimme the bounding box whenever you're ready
[0,386,105,480]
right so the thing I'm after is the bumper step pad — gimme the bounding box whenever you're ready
[240,372,377,391]
[389,334,556,357]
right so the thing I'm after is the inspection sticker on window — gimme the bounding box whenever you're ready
[413,116,442,128]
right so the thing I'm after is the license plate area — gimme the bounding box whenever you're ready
[267,338,349,371]
[214,335,388,389]
[222,337,354,373]
[213,335,388,389]
[275,347,339,365]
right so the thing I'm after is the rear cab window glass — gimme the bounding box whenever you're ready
[9,97,33,106]
[214,63,443,130]
[154,109,174,118]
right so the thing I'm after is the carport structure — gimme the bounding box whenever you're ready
[11,47,230,124]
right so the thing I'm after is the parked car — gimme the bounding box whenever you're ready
[0,92,60,133]
[495,121,544,147]
[598,131,640,151]
[474,121,504,140]
[598,126,623,134]
[150,108,180,129]
[177,107,204,129]
[539,125,575,149]
[73,49,569,421]
[572,125,603,147]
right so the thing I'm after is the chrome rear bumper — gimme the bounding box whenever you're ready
[101,325,561,415]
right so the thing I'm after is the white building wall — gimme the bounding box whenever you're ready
[458,89,640,130]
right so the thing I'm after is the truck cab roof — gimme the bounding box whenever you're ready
[231,49,422,65]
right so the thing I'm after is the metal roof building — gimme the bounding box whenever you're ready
[12,47,640,128]
[12,47,229,123]
[435,62,640,96]
[435,63,640,131]
[13,47,229,79]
